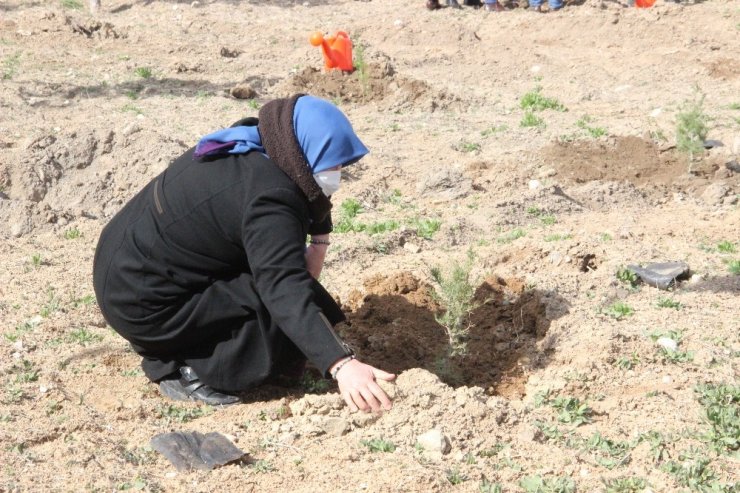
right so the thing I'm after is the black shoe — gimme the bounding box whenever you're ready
[447,0,462,8]
[464,0,482,5]
[159,366,240,406]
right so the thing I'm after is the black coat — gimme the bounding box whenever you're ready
[93,148,352,391]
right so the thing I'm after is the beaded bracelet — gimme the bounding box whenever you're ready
[330,355,356,380]
[310,238,331,246]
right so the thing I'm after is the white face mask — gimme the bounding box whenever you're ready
[314,169,342,197]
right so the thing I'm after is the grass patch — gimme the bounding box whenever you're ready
[544,233,572,242]
[576,115,607,138]
[519,475,576,493]
[61,0,83,8]
[157,404,212,423]
[481,124,508,137]
[615,267,639,287]
[676,88,709,171]
[497,228,526,244]
[457,141,481,153]
[66,327,103,346]
[727,259,740,275]
[657,297,682,309]
[134,67,153,79]
[409,217,441,239]
[603,301,634,320]
[717,241,736,254]
[361,438,396,453]
[601,477,648,493]
[63,227,82,239]
[694,383,739,454]
[521,111,546,129]
[520,86,566,112]
[2,52,21,80]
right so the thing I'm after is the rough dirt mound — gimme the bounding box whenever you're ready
[279,60,461,111]
[544,135,689,186]
[340,272,568,398]
[0,129,186,237]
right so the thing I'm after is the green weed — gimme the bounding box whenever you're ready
[251,459,275,473]
[521,111,546,129]
[71,294,96,308]
[661,449,733,492]
[63,227,82,240]
[30,253,43,268]
[66,327,103,346]
[61,0,83,8]
[299,372,331,393]
[446,468,467,485]
[676,88,709,171]
[134,67,152,79]
[600,232,613,242]
[12,360,39,384]
[430,250,479,357]
[540,215,557,226]
[247,99,260,110]
[519,475,576,493]
[4,319,40,343]
[657,297,682,310]
[550,396,592,426]
[576,115,607,138]
[520,86,566,112]
[361,438,396,453]
[616,267,639,287]
[479,478,503,493]
[2,52,21,80]
[614,352,640,370]
[481,124,508,137]
[584,432,632,469]
[729,102,740,110]
[409,217,441,239]
[458,141,481,153]
[717,241,736,254]
[544,233,573,242]
[602,477,648,493]
[694,383,739,454]
[157,404,212,423]
[728,259,740,275]
[604,301,634,320]
[121,103,143,115]
[497,228,526,244]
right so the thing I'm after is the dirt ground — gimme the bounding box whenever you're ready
[0,0,738,491]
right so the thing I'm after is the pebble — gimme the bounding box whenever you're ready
[528,179,541,190]
[319,417,350,437]
[416,429,451,455]
[662,375,673,384]
[656,337,678,352]
[403,242,421,254]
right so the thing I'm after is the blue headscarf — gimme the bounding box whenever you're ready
[194,96,368,173]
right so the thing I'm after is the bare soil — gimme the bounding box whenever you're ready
[0,0,738,491]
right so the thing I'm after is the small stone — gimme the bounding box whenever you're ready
[165,472,177,478]
[278,432,299,445]
[689,274,703,285]
[352,413,380,428]
[39,385,48,394]
[548,251,563,265]
[122,123,141,137]
[416,429,451,455]
[517,426,538,442]
[404,242,421,254]
[319,417,350,437]
[190,0,200,6]
[656,337,678,352]
[230,84,257,100]
[701,182,729,206]
[528,179,541,190]
[662,375,673,384]
[649,107,662,117]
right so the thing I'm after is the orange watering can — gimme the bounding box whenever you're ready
[634,0,655,7]
[309,31,354,72]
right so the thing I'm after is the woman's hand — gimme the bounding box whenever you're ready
[332,358,396,412]
[304,234,330,279]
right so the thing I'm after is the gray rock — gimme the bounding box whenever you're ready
[319,417,350,437]
[701,182,729,205]
[417,169,472,201]
[416,429,451,455]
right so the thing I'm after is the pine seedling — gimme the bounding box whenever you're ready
[676,88,709,173]
[430,250,479,357]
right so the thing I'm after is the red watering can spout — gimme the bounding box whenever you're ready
[309,31,354,72]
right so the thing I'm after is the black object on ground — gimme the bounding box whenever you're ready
[626,261,690,290]
[150,431,247,471]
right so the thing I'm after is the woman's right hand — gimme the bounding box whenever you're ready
[332,358,395,412]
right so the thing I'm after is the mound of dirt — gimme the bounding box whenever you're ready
[278,59,461,111]
[544,136,686,186]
